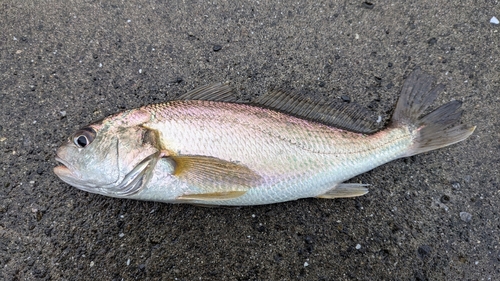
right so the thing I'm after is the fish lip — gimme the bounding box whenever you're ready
[53,156,98,192]
[54,155,66,166]
[54,155,79,179]
[54,155,70,171]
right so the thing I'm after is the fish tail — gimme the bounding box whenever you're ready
[391,69,475,157]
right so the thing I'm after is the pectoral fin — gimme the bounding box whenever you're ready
[316,183,369,199]
[171,155,261,192]
[177,191,247,201]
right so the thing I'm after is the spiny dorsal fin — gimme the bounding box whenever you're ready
[175,83,239,102]
[253,89,381,134]
[174,83,381,133]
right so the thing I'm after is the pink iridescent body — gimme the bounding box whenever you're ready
[123,101,412,205]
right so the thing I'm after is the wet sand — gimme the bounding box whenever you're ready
[0,1,498,280]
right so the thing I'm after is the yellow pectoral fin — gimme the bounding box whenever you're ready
[171,155,261,191]
[177,191,247,201]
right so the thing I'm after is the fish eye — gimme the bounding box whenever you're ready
[72,127,97,148]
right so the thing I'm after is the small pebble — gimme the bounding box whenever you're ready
[440,195,450,203]
[341,95,351,102]
[451,182,460,190]
[417,245,432,259]
[362,1,374,9]
[490,16,499,24]
[428,37,437,45]
[460,211,472,222]
[60,111,66,117]
[355,244,361,250]
[434,200,449,212]
[304,236,313,244]
[213,45,222,52]
[119,233,125,238]
[304,261,309,267]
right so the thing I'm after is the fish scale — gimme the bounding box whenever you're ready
[137,101,413,205]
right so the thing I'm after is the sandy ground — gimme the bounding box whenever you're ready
[1,0,499,280]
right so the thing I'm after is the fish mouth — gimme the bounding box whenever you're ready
[54,156,76,178]
[54,156,68,168]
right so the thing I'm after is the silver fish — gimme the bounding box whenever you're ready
[54,69,475,206]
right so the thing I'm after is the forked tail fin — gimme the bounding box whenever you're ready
[391,69,475,157]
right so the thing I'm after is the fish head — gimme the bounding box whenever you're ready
[54,109,161,197]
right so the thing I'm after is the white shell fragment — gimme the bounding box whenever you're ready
[490,16,499,24]
[460,211,472,222]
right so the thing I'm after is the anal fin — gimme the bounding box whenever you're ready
[316,183,369,199]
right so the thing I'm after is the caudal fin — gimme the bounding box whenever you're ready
[391,69,475,157]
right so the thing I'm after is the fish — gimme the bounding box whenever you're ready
[54,69,475,206]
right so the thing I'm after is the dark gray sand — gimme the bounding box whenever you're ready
[1,1,498,280]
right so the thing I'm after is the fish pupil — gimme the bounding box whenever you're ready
[76,135,88,147]
[72,127,96,147]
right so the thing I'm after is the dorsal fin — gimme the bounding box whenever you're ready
[174,83,381,134]
[175,83,239,102]
[253,89,381,134]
